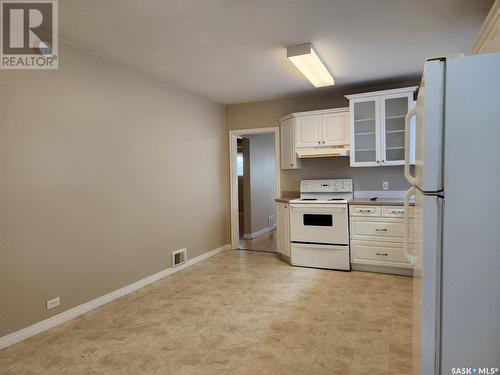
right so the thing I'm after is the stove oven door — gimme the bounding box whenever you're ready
[290,204,348,245]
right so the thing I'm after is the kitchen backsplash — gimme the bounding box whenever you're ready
[280,157,411,193]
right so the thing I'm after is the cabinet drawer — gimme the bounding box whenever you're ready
[381,206,405,218]
[352,241,410,264]
[350,206,380,217]
[350,218,404,241]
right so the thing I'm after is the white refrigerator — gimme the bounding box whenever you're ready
[404,53,500,375]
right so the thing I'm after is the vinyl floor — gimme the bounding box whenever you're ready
[0,250,413,375]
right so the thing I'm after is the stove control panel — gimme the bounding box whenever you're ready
[300,179,353,193]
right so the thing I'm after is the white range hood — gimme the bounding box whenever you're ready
[296,146,350,159]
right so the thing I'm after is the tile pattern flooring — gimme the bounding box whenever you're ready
[0,251,413,375]
[239,230,277,252]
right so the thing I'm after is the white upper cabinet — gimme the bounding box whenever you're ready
[380,92,414,166]
[322,112,350,146]
[295,115,322,147]
[346,87,417,167]
[350,97,380,167]
[279,107,350,170]
[280,118,301,169]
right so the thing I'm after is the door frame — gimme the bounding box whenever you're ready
[228,127,280,249]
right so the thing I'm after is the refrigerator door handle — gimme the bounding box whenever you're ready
[404,107,417,185]
[404,186,415,264]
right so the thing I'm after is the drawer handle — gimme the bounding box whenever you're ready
[390,210,404,214]
[375,228,388,232]
[376,252,389,256]
[358,209,372,213]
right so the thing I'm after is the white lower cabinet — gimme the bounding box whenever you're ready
[276,202,291,259]
[349,204,413,274]
[351,241,410,266]
[350,218,405,242]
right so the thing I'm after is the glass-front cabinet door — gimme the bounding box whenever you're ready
[348,87,417,167]
[351,98,380,167]
[380,93,414,166]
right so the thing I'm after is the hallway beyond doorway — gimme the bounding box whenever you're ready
[229,127,280,250]
[239,229,277,253]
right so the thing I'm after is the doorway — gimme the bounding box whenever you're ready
[229,128,280,252]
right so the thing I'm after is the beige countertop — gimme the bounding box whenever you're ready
[348,198,413,206]
[275,193,414,206]
[275,197,296,203]
[276,197,414,206]
[275,191,299,203]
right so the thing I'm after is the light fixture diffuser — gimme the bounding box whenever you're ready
[287,43,334,87]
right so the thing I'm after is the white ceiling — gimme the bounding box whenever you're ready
[59,0,493,104]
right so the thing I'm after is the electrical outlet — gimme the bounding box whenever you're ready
[46,297,60,310]
[382,181,389,190]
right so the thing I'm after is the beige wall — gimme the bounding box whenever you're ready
[225,82,418,193]
[0,43,228,336]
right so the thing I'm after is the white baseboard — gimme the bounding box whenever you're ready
[351,263,413,276]
[243,225,275,240]
[0,244,230,350]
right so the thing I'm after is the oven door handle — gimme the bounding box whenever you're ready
[290,204,347,210]
[291,242,348,249]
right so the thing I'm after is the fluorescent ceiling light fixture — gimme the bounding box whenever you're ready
[287,43,334,87]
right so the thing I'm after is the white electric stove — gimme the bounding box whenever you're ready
[289,179,353,271]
